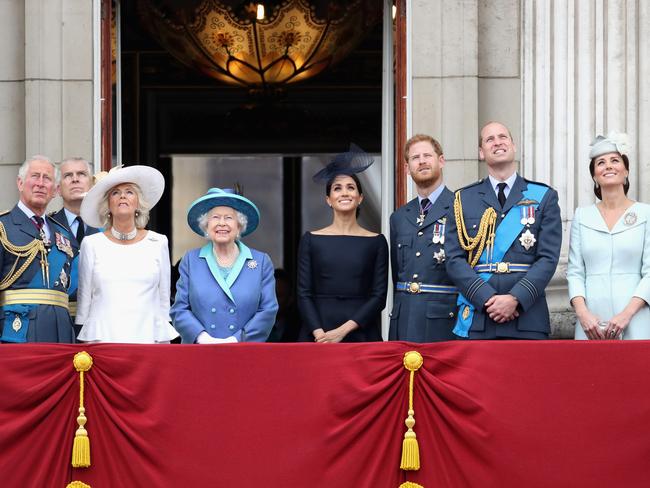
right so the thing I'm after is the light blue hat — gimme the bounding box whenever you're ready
[589,131,629,159]
[187,188,260,237]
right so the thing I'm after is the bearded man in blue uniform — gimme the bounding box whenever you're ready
[389,134,458,342]
[445,122,562,339]
[0,155,77,343]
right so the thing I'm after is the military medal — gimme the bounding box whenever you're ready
[417,198,433,226]
[433,249,446,263]
[462,305,470,320]
[520,206,536,225]
[432,222,441,243]
[55,232,74,257]
[624,212,637,226]
[12,315,22,332]
[519,229,537,250]
[247,260,258,269]
[59,269,68,289]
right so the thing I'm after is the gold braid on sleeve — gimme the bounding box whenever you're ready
[0,221,48,290]
[453,191,497,268]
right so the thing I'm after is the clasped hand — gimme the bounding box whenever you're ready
[485,294,519,323]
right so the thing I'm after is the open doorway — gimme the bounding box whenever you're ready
[110,0,390,282]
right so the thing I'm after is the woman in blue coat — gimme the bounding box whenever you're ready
[171,188,278,343]
[567,132,650,340]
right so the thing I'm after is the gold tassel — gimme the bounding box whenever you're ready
[399,482,424,488]
[400,351,423,471]
[72,352,93,468]
[67,481,91,488]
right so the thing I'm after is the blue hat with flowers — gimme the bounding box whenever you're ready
[187,188,260,237]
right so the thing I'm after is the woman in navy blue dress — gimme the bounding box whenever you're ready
[297,145,388,342]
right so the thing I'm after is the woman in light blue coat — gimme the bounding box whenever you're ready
[171,188,278,343]
[567,132,650,340]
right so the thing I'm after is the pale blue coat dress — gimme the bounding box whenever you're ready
[171,241,278,343]
[567,202,650,339]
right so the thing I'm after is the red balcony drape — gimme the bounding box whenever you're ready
[0,341,647,487]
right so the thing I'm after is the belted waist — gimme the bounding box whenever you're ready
[473,262,531,274]
[396,282,458,295]
[0,289,69,310]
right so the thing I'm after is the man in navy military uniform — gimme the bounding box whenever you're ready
[389,134,458,342]
[0,155,78,343]
[445,122,561,339]
[53,157,99,329]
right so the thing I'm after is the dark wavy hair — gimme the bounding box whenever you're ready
[588,153,630,200]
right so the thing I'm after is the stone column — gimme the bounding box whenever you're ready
[521,0,650,336]
[0,0,94,210]
[410,0,480,192]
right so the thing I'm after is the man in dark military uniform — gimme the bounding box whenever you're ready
[389,134,458,342]
[53,157,99,329]
[445,122,561,339]
[0,155,78,343]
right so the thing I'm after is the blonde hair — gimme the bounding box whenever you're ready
[98,183,151,229]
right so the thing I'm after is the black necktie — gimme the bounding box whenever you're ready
[32,216,44,233]
[420,198,431,217]
[75,216,85,244]
[497,182,507,208]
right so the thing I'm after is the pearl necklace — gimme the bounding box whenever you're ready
[110,226,137,241]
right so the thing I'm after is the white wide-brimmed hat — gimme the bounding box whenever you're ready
[80,165,165,228]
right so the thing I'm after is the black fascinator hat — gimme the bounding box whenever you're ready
[312,143,374,183]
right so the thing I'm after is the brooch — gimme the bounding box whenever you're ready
[519,229,537,250]
[623,212,637,226]
[247,260,258,269]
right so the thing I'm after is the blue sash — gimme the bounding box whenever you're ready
[453,183,549,337]
[0,231,72,343]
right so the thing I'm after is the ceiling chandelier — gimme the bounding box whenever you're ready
[137,0,382,94]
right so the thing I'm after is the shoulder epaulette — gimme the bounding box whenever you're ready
[456,178,485,192]
[523,177,552,188]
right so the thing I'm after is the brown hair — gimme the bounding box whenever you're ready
[588,153,630,200]
[404,134,443,162]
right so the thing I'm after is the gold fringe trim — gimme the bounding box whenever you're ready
[67,481,91,488]
[453,191,497,267]
[399,483,424,488]
[400,351,423,471]
[72,352,93,468]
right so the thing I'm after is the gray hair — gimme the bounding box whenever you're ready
[98,183,151,229]
[56,157,93,184]
[18,155,55,181]
[197,209,248,240]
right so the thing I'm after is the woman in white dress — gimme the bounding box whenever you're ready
[567,132,650,340]
[75,165,178,343]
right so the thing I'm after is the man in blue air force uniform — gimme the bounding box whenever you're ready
[0,155,78,343]
[445,122,562,339]
[389,134,458,341]
[52,157,99,329]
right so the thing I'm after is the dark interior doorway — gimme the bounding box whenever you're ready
[117,0,385,280]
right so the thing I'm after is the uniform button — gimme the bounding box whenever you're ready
[472,224,477,229]
[210,324,216,329]
[501,213,506,218]
[389,312,393,318]
[398,244,402,248]
[412,274,418,279]
[228,325,235,331]
[449,312,455,318]
[418,231,423,236]
[211,308,216,313]
[229,308,235,314]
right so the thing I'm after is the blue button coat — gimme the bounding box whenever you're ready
[170,241,278,343]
